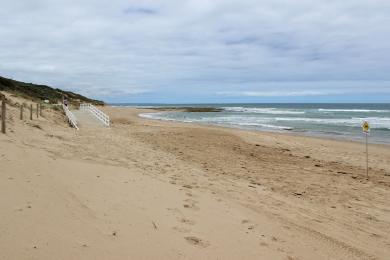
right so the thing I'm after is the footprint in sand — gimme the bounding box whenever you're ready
[183,199,200,211]
[182,184,193,189]
[179,217,195,226]
[184,236,209,248]
[241,219,257,232]
[173,226,191,233]
[167,207,182,215]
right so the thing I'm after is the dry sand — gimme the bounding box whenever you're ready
[1,92,390,259]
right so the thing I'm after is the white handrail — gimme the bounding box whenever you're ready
[80,103,110,126]
[62,104,79,130]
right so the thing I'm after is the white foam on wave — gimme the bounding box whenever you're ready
[140,113,294,130]
[273,117,390,129]
[318,109,389,113]
[140,112,390,130]
[223,107,305,115]
[235,122,293,130]
[139,112,175,121]
[139,113,160,119]
[139,112,196,123]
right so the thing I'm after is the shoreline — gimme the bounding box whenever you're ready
[137,109,390,147]
[104,106,390,175]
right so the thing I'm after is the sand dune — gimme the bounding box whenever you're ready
[1,93,390,259]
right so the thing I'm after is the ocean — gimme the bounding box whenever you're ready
[113,103,390,144]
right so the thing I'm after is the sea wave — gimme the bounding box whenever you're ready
[235,122,293,130]
[139,112,197,123]
[318,109,390,113]
[140,113,390,130]
[140,113,294,130]
[223,107,305,114]
[139,113,160,119]
[139,112,171,120]
[273,117,390,129]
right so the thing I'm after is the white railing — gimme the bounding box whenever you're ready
[80,103,110,126]
[62,104,79,130]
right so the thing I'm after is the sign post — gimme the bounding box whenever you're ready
[362,121,370,180]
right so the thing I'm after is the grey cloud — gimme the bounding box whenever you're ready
[0,0,389,101]
[123,7,158,15]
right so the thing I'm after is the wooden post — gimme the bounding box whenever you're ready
[39,104,43,117]
[30,104,33,120]
[1,96,6,134]
[36,103,39,118]
[20,104,24,120]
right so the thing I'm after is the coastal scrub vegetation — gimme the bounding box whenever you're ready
[0,76,104,105]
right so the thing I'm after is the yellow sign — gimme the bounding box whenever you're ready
[362,121,370,133]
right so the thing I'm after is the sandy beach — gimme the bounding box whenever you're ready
[1,94,390,259]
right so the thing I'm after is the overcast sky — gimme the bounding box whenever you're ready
[1,0,390,103]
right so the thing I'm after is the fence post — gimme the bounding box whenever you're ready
[30,104,33,120]
[1,96,6,134]
[20,104,24,120]
[36,103,39,118]
[39,104,43,117]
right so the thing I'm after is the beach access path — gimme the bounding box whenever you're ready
[72,109,106,128]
